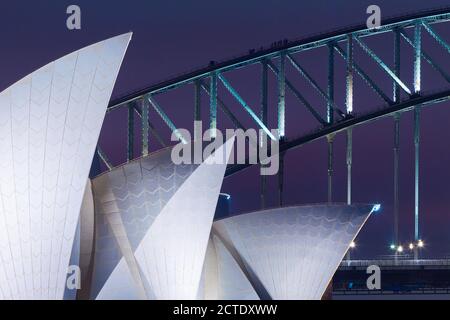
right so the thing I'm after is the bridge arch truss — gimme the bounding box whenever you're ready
[98,8,450,256]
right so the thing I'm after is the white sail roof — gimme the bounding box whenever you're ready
[0,33,132,299]
[95,137,235,299]
[213,204,377,300]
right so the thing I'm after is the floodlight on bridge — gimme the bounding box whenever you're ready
[418,239,424,248]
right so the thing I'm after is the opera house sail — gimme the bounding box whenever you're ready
[204,204,377,300]
[0,33,132,299]
[93,137,235,300]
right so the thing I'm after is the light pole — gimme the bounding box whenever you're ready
[346,241,356,260]
[392,240,424,260]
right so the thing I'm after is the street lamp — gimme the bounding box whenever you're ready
[417,239,424,248]
[346,241,356,260]
[397,245,403,253]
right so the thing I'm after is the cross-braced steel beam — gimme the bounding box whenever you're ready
[333,44,393,105]
[278,152,285,206]
[327,134,334,203]
[414,21,422,94]
[127,103,134,161]
[141,99,149,157]
[327,43,335,203]
[260,59,268,209]
[146,94,187,144]
[97,147,113,171]
[346,129,353,205]
[278,52,286,139]
[288,54,345,119]
[423,21,450,54]
[267,61,327,125]
[107,10,450,110]
[195,80,201,122]
[346,34,354,114]
[346,34,354,205]
[227,89,450,177]
[194,80,202,143]
[327,43,335,124]
[399,28,450,84]
[200,81,247,131]
[96,12,450,257]
[354,36,412,95]
[218,73,276,140]
[394,28,402,103]
[132,102,167,148]
[210,71,218,138]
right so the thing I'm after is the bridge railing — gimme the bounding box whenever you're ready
[340,259,450,267]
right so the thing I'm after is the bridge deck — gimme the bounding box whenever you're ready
[334,259,450,296]
[339,259,450,269]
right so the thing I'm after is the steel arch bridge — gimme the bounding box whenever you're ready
[97,8,450,257]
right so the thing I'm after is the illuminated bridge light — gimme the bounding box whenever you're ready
[220,193,231,200]
[371,204,381,213]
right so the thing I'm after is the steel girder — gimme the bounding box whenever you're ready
[96,9,450,174]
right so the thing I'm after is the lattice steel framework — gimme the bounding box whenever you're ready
[99,9,450,256]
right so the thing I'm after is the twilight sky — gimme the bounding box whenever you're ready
[1,0,450,258]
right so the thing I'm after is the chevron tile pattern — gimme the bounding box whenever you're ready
[212,204,376,300]
[90,147,196,298]
[0,33,131,299]
[94,138,235,299]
